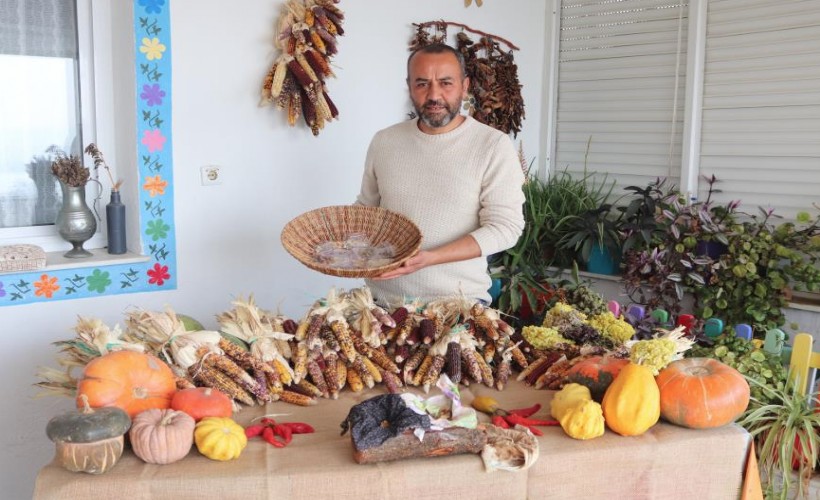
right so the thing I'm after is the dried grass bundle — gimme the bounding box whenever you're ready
[49,146,89,187]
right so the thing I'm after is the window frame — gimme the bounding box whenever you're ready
[0,0,107,251]
[0,0,177,306]
[543,0,820,209]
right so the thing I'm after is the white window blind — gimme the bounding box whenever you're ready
[554,0,690,196]
[699,0,820,217]
[0,0,77,58]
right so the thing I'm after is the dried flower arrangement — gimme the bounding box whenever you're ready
[49,146,89,187]
[410,21,524,137]
[260,0,344,136]
[84,143,122,191]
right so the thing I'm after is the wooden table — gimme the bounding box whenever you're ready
[34,380,751,500]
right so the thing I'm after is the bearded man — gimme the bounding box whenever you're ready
[356,43,525,306]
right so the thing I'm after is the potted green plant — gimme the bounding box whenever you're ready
[618,177,676,255]
[739,377,820,499]
[490,170,559,318]
[620,176,737,314]
[490,163,613,317]
[558,203,623,275]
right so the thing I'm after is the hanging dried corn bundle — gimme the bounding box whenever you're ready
[409,21,524,137]
[261,0,344,136]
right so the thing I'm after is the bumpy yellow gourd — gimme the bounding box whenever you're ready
[550,383,592,420]
[551,383,605,440]
[559,399,605,440]
[601,362,660,436]
[194,417,247,461]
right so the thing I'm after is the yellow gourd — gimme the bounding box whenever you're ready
[550,383,592,420]
[559,399,605,440]
[194,417,247,461]
[601,362,660,436]
[551,383,605,440]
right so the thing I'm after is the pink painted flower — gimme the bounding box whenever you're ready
[141,129,167,152]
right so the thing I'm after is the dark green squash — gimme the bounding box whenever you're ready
[46,394,131,474]
[564,356,629,402]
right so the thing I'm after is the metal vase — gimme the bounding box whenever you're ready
[56,182,97,258]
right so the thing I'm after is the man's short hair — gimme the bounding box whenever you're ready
[407,43,467,79]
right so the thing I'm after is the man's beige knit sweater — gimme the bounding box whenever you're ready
[357,116,525,305]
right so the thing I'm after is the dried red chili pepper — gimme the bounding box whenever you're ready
[260,417,277,427]
[507,403,541,418]
[281,422,314,434]
[505,414,559,427]
[262,426,286,448]
[520,424,544,436]
[244,424,266,438]
[491,415,510,429]
[273,424,293,445]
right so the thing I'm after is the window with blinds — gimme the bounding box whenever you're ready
[554,0,690,198]
[698,0,820,218]
[0,0,82,231]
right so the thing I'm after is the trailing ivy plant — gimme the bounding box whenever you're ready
[696,207,820,334]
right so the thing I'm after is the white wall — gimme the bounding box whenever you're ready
[4,1,548,497]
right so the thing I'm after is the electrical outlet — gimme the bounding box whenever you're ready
[200,165,222,186]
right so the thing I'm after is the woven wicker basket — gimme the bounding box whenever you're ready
[281,205,422,278]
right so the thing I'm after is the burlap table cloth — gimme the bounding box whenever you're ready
[34,379,750,499]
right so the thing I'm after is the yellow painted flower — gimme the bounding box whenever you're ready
[143,175,168,197]
[34,274,60,298]
[140,37,166,61]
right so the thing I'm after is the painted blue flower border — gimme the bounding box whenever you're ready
[0,0,176,306]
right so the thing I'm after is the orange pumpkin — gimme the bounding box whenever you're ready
[77,350,176,418]
[656,357,750,429]
[171,387,233,422]
[565,356,629,402]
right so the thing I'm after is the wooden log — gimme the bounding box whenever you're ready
[352,427,487,464]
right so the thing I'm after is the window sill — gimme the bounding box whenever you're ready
[0,249,149,275]
[44,250,149,272]
[546,266,623,283]
[786,301,820,314]
[553,268,820,314]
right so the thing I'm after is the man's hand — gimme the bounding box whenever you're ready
[372,251,434,280]
[371,235,482,280]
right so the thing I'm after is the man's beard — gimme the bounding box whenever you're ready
[415,98,460,129]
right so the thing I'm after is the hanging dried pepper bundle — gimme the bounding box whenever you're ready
[261,0,343,136]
